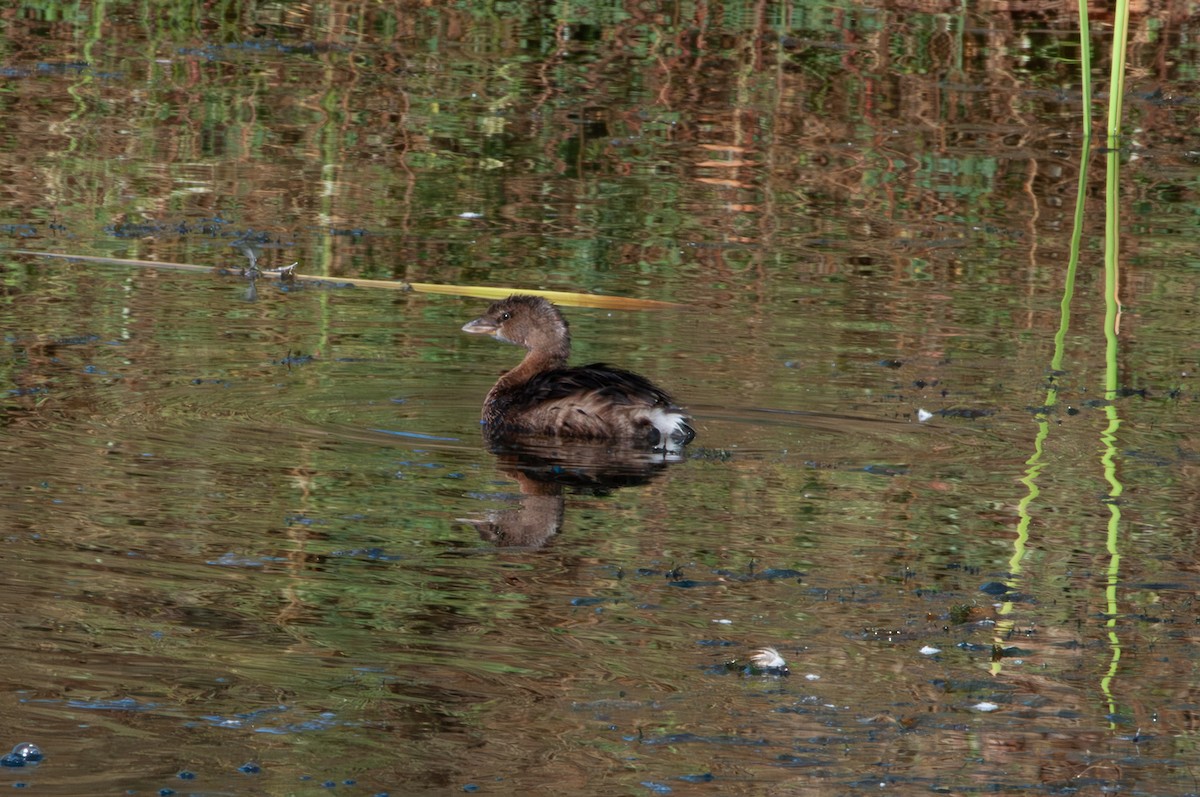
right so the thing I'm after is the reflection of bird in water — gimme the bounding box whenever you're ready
[465,472,564,549]
[462,438,681,549]
[462,295,695,450]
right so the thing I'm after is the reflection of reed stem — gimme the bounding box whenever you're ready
[995,2,1100,677]
[1099,0,1130,723]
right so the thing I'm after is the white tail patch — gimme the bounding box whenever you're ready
[647,407,693,451]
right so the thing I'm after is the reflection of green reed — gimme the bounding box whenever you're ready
[998,120,1088,674]
[1099,0,1131,722]
[999,0,1129,689]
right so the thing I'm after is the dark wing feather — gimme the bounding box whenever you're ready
[519,363,677,407]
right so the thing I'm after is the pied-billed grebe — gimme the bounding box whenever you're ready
[462,295,695,449]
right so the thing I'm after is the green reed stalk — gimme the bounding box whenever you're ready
[1055,0,1092,375]
[997,1,1099,677]
[1099,0,1131,721]
[1077,0,1092,141]
[1103,0,1130,396]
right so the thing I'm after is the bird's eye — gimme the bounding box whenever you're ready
[500,312,511,321]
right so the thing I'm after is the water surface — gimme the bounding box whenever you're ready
[2,3,1199,795]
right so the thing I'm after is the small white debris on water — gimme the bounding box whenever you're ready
[712,618,732,624]
[458,212,484,219]
[972,702,1000,712]
[805,673,821,681]
[919,645,941,655]
[917,408,934,422]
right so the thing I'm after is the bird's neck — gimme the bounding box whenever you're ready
[498,345,568,389]
[487,340,566,396]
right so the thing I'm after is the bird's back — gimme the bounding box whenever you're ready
[483,363,695,447]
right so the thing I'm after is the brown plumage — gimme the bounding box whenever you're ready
[461,295,695,449]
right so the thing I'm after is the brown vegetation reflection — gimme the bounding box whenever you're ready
[3,1,1197,297]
